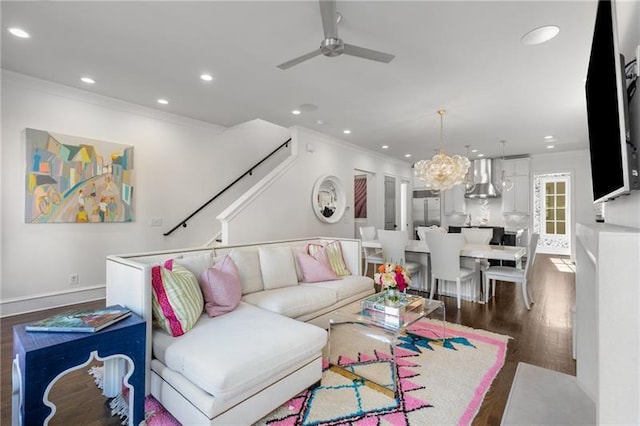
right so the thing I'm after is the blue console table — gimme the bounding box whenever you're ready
[12,312,145,425]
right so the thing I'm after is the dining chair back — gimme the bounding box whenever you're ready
[423,232,475,309]
[377,229,409,264]
[461,228,493,245]
[359,226,383,275]
[359,225,376,242]
[377,229,423,291]
[482,233,540,309]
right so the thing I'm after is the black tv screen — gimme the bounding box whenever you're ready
[585,0,632,203]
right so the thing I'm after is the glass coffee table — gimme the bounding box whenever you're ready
[328,293,445,398]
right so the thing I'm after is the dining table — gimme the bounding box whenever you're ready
[361,239,527,303]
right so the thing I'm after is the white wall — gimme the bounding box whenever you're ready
[0,71,410,314]
[530,149,593,260]
[223,126,412,244]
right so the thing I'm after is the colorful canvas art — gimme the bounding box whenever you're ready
[25,129,134,223]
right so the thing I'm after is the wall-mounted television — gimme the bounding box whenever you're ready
[585,0,639,203]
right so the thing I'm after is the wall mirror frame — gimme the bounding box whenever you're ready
[312,175,346,223]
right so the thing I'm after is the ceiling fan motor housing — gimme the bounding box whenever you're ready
[320,38,344,56]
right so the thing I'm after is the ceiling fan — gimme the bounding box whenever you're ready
[277,0,395,70]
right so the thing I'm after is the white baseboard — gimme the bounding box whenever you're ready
[0,285,106,318]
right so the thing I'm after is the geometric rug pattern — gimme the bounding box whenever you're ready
[257,319,510,426]
[95,319,509,425]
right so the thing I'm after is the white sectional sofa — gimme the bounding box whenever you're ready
[105,237,374,425]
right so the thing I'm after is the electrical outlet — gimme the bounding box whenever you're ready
[150,217,163,227]
[69,273,79,286]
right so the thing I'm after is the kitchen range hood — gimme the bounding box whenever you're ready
[465,158,500,198]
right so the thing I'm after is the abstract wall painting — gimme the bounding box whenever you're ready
[25,128,135,223]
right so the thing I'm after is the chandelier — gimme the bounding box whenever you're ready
[414,109,471,191]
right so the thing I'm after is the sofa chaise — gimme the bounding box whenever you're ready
[105,237,374,424]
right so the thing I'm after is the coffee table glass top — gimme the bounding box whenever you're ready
[332,292,443,332]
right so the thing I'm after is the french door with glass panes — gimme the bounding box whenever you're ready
[533,173,571,255]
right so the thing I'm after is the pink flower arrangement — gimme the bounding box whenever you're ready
[374,262,411,292]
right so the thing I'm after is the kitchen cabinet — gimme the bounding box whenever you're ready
[442,185,466,215]
[501,158,530,214]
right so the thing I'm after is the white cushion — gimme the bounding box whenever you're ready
[174,252,215,279]
[153,302,327,402]
[242,286,337,318]
[258,246,299,290]
[305,275,374,300]
[229,248,264,295]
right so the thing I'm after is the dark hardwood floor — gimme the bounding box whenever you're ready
[0,253,575,425]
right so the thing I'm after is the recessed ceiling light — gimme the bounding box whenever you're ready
[547,145,555,149]
[381,145,389,149]
[343,129,351,134]
[316,119,324,125]
[8,27,30,38]
[291,110,301,115]
[157,99,169,105]
[544,135,554,140]
[477,153,485,157]
[404,154,412,158]
[200,73,213,81]
[521,25,560,46]
[471,149,478,153]
[80,77,95,84]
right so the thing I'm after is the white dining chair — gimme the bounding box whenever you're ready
[416,225,445,242]
[423,232,475,310]
[482,233,540,309]
[377,230,423,291]
[461,228,493,245]
[461,228,493,271]
[359,225,384,276]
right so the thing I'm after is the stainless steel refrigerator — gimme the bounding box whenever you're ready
[412,190,441,235]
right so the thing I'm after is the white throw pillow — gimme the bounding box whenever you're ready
[229,248,264,295]
[259,246,299,290]
[174,251,215,279]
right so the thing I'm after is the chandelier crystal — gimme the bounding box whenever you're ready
[414,109,471,191]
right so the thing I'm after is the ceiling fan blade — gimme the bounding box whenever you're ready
[343,43,395,63]
[319,0,338,39]
[277,49,323,70]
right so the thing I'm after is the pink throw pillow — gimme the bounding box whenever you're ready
[199,256,242,317]
[307,243,331,267]
[296,251,339,283]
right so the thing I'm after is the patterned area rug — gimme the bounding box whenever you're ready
[257,319,510,426]
[88,366,180,425]
[91,319,508,426]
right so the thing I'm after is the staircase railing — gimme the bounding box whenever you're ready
[163,138,292,236]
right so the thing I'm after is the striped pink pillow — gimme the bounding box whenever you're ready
[151,259,204,337]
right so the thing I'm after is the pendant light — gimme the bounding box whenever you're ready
[500,140,514,192]
[414,109,471,191]
[463,145,476,193]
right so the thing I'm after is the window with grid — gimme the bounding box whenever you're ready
[545,181,566,235]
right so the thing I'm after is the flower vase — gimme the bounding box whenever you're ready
[386,287,400,305]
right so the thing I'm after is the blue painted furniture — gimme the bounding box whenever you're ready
[12,311,145,425]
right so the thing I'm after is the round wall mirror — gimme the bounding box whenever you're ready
[312,175,346,223]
